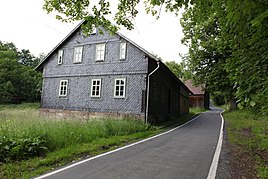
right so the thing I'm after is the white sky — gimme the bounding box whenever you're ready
[0,0,188,63]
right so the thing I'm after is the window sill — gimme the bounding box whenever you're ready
[90,96,101,99]
[114,96,125,99]
[95,60,105,62]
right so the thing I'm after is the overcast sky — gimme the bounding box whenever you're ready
[0,0,188,63]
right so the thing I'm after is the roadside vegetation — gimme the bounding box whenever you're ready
[223,109,268,178]
[0,103,202,178]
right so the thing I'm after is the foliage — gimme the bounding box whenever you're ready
[0,107,155,163]
[180,0,268,113]
[224,109,268,178]
[43,0,268,114]
[0,135,48,163]
[165,61,184,78]
[43,0,190,34]
[0,41,42,104]
[19,49,41,67]
[212,92,226,106]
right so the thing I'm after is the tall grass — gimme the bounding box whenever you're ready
[0,108,153,162]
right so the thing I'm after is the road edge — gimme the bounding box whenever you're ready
[207,110,225,179]
[35,113,202,179]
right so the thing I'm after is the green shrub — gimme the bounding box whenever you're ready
[0,135,48,163]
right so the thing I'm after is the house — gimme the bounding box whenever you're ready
[36,21,192,123]
[185,80,210,109]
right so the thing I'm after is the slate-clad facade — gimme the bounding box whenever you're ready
[36,21,191,122]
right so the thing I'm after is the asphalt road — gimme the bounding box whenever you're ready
[37,108,223,179]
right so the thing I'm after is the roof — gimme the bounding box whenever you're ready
[35,20,161,70]
[185,80,205,95]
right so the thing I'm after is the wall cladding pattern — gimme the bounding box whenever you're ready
[41,28,148,116]
[42,74,147,114]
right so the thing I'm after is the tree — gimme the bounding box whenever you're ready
[43,0,189,34]
[180,0,268,112]
[165,61,184,79]
[0,41,42,104]
[180,1,237,109]
[18,49,37,67]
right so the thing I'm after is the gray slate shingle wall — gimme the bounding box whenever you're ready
[41,28,148,115]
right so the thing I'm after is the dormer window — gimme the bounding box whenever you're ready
[96,43,105,61]
[73,46,83,63]
[58,50,63,64]
[120,42,126,60]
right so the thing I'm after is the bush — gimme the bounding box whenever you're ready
[0,135,48,163]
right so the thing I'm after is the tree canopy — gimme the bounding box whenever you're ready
[181,0,268,113]
[43,0,268,114]
[43,0,189,34]
[0,41,42,104]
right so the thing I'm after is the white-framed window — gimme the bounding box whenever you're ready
[58,50,63,64]
[59,80,68,97]
[91,27,97,34]
[114,78,126,98]
[91,79,102,98]
[73,46,83,63]
[96,43,105,61]
[119,42,126,60]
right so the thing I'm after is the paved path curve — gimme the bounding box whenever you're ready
[36,108,223,179]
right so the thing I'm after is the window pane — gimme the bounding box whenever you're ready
[120,42,126,59]
[59,80,68,97]
[116,91,119,96]
[91,79,101,97]
[114,78,126,98]
[96,44,105,61]
[74,47,83,63]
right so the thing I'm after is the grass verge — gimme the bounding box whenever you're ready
[223,109,268,178]
[0,104,203,178]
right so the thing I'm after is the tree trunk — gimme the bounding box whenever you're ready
[229,98,237,110]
